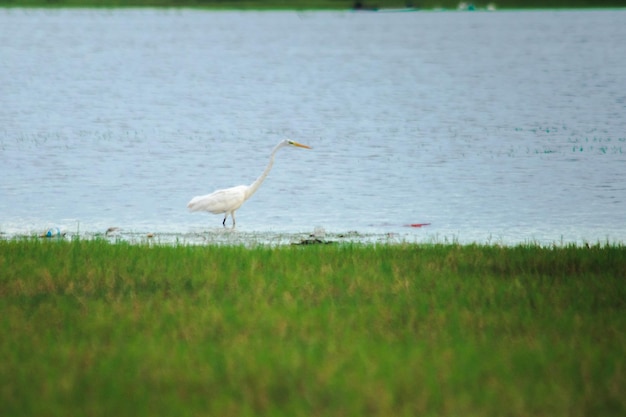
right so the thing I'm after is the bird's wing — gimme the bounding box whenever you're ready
[187,186,247,214]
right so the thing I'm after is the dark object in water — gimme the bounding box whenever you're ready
[353,1,379,10]
[293,238,335,245]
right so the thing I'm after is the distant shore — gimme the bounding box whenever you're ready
[1,0,626,9]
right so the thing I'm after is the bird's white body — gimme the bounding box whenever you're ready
[187,139,311,226]
[187,185,248,224]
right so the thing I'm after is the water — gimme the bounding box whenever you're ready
[1,8,625,245]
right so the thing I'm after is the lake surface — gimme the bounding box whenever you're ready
[1,8,625,245]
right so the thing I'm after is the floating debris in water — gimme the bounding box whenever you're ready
[293,238,335,246]
[40,227,65,238]
[292,226,335,245]
[312,226,326,240]
[404,223,431,228]
[105,227,122,237]
[337,231,361,238]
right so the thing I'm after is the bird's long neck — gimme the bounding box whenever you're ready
[245,143,283,200]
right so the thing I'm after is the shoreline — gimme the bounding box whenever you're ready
[2,2,626,9]
[2,228,624,247]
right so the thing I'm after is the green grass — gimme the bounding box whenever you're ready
[1,239,625,416]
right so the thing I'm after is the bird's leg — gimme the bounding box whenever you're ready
[222,215,227,227]
[231,212,236,227]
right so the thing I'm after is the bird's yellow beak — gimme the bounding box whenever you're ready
[289,140,312,149]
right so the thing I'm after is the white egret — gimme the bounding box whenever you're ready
[187,139,312,227]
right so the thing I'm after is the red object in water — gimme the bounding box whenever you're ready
[405,223,431,228]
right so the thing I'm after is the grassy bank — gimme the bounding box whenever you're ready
[1,0,626,8]
[1,239,625,416]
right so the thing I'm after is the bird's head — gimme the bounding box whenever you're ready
[285,139,312,149]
